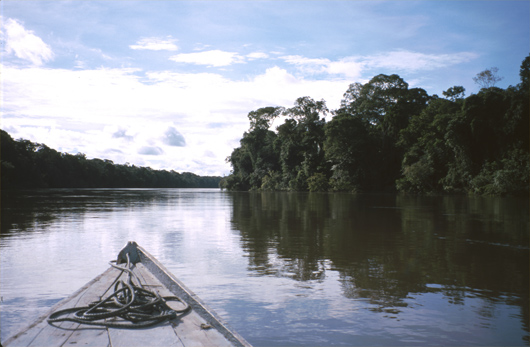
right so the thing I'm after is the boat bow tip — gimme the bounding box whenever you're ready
[116,241,140,264]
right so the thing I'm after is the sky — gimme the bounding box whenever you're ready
[1,1,529,176]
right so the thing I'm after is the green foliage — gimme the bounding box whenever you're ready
[324,112,370,189]
[470,148,530,196]
[224,55,530,196]
[442,86,465,101]
[289,170,309,191]
[396,156,436,193]
[222,107,282,190]
[398,98,461,193]
[307,172,329,192]
[0,130,221,190]
[339,74,430,189]
[328,170,358,192]
[520,55,530,91]
[260,171,284,191]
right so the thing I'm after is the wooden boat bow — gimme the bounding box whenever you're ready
[2,242,252,347]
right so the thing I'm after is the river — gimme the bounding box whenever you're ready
[1,189,528,346]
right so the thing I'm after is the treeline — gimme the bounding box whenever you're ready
[0,130,221,189]
[222,55,529,195]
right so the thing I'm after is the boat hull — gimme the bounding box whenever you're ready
[2,244,251,347]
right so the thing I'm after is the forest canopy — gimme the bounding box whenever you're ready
[0,130,221,189]
[221,55,530,196]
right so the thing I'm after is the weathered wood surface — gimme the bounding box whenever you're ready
[2,267,119,347]
[137,247,251,347]
[3,249,251,347]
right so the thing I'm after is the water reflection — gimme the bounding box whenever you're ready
[1,189,528,345]
[229,192,529,337]
[1,189,182,236]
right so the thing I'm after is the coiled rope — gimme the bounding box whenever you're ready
[47,254,190,329]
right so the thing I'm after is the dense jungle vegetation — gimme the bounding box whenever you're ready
[0,130,221,189]
[221,55,529,195]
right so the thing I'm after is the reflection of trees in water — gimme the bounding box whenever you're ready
[231,192,529,327]
[1,189,172,236]
[231,192,327,282]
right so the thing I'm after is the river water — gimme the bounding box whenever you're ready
[1,189,528,346]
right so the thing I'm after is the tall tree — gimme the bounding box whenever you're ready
[340,74,429,189]
[519,55,530,91]
[224,107,283,190]
[397,97,461,193]
[280,97,328,190]
[324,111,371,191]
[247,106,283,131]
[473,67,503,88]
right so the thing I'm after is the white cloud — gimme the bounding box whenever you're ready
[280,50,477,80]
[130,36,179,51]
[3,18,54,66]
[247,52,269,60]
[1,65,145,120]
[364,50,478,72]
[280,55,330,75]
[252,66,299,88]
[281,55,329,66]
[169,50,245,67]
[280,55,363,79]
[325,58,364,79]
[193,43,212,51]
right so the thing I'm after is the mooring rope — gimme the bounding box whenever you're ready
[47,254,190,329]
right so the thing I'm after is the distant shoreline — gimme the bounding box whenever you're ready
[1,130,222,190]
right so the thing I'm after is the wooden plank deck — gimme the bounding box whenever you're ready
[2,267,119,347]
[3,248,251,347]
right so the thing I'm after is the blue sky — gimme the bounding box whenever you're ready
[1,1,529,176]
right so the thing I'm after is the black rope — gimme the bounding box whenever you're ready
[47,256,190,329]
